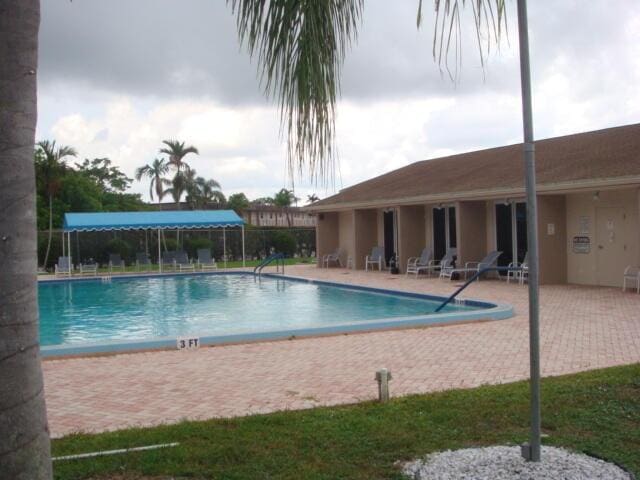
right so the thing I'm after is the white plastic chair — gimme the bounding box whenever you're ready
[365,246,385,271]
[406,248,433,276]
[322,248,343,268]
[622,265,640,293]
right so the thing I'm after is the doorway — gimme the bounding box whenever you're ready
[495,201,527,273]
[433,206,456,260]
[383,209,397,265]
[596,207,627,287]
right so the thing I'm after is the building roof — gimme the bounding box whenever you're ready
[63,210,244,232]
[309,123,640,210]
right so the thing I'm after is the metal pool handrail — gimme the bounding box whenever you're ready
[254,253,285,277]
[435,266,523,313]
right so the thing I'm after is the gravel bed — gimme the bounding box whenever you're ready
[402,446,633,480]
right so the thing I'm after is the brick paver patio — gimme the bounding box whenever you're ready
[43,265,640,437]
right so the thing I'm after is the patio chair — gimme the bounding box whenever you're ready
[622,265,640,293]
[507,252,528,285]
[135,252,152,272]
[162,251,176,271]
[322,248,343,268]
[365,246,385,271]
[197,248,218,270]
[175,251,195,272]
[78,259,98,276]
[108,254,125,274]
[54,256,72,277]
[406,247,433,276]
[441,250,502,281]
[423,248,457,277]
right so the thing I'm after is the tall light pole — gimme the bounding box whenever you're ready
[516,0,542,462]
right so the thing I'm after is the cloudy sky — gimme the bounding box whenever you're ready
[37,1,640,204]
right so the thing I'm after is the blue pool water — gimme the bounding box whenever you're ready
[38,273,508,353]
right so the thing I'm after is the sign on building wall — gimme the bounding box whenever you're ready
[578,216,591,235]
[572,236,591,254]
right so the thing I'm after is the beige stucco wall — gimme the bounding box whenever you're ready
[566,188,639,287]
[537,195,567,284]
[397,205,426,273]
[315,212,339,266]
[338,210,355,267]
[354,209,379,269]
[457,201,487,266]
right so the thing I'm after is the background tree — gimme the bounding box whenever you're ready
[135,158,171,203]
[164,171,188,209]
[307,193,319,204]
[36,140,77,269]
[76,157,132,193]
[227,192,250,214]
[184,169,224,209]
[0,1,53,478]
[160,139,198,173]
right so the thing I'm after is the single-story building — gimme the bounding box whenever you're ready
[307,123,640,287]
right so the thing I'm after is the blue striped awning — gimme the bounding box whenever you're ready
[63,210,244,232]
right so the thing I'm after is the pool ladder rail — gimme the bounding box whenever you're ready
[254,253,285,278]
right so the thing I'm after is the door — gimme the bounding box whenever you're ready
[596,207,627,287]
[432,206,456,260]
[383,210,396,264]
[495,201,527,275]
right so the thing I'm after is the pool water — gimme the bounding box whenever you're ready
[38,274,478,347]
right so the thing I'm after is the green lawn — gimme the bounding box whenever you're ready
[52,363,640,479]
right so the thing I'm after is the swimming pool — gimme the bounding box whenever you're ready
[38,273,512,357]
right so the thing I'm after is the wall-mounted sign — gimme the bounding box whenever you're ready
[547,223,555,235]
[177,337,200,350]
[572,236,591,254]
[579,216,590,235]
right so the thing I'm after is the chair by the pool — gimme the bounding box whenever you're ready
[365,246,385,271]
[507,252,529,285]
[406,247,433,276]
[54,256,72,277]
[79,260,98,276]
[162,251,176,271]
[175,251,195,272]
[441,250,502,281]
[135,252,152,272]
[423,248,456,277]
[322,248,343,268]
[108,254,125,274]
[197,249,218,270]
[622,265,640,293]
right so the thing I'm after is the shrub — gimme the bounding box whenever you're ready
[103,238,132,263]
[184,237,213,259]
[270,230,296,256]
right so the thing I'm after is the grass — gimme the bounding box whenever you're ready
[38,257,316,276]
[51,363,640,479]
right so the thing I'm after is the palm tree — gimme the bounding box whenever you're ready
[164,171,188,209]
[1,1,53,478]
[36,140,77,269]
[273,188,299,227]
[307,193,319,204]
[135,158,171,203]
[160,139,199,173]
[196,177,225,207]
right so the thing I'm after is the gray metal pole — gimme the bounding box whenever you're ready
[158,228,162,273]
[241,225,246,267]
[517,0,542,462]
[223,227,227,269]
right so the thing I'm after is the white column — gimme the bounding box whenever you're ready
[62,230,65,257]
[67,232,72,276]
[158,228,162,273]
[241,225,246,267]
[223,227,227,269]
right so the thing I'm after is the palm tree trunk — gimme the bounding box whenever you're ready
[0,1,53,479]
[42,194,53,269]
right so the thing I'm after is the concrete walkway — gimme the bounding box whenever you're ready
[43,265,640,437]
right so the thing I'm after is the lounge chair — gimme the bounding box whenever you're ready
[162,251,176,271]
[365,246,385,271]
[507,252,528,285]
[197,249,218,270]
[441,250,502,281]
[406,247,433,276]
[175,251,195,272]
[78,260,98,276]
[135,252,152,272]
[623,265,640,293]
[322,248,343,268]
[108,254,125,274]
[54,256,72,277]
[423,248,457,277]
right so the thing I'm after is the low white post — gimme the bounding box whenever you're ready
[375,368,392,403]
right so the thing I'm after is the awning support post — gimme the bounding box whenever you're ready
[241,225,246,267]
[67,231,72,276]
[223,227,227,269]
[62,230,65,257]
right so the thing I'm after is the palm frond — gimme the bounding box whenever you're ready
[228,0,364,184]
[418,0,508,81]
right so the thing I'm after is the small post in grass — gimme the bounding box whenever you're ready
[375,368,392,403]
